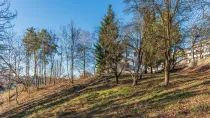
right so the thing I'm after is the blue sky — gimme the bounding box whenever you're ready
[10,0,131,35]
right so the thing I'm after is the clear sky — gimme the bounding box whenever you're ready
[10,0,131,35]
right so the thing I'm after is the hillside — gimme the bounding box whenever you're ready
[0,70,209,118]
[179,58,210,74]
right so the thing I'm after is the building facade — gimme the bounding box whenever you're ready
[121,47,163,73]
[185,39,210,66]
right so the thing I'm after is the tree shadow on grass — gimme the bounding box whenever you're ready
[1,73,209,117]
[0,86,78,117]
[70,74,210,117]
[0,78,106,118]
[83,90,200,117]
[83,74,209,117]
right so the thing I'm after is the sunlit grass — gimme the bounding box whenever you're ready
[1,72,210,117]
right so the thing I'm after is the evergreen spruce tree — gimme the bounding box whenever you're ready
[95,4,119,75]
[95,4,124,84]
[94,43,105,74]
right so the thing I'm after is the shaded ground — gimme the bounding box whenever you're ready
[1,72,210,118]
[180,58,210,74]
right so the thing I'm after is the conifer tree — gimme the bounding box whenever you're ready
[94,43,105,74]
[95,4,123,84]
[38,29,57,85]
[24,27,41,87]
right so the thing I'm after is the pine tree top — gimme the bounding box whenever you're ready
[99,4,119,45]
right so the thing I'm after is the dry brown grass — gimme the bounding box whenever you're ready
[0,71,210,118]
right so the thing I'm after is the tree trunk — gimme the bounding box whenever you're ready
[133,76,138,86]
[15,81,18,104]
[199,42,203,59]
[8,50,12,104]
[71,52,74,84]
[165,59,170,86]
[133,51,141,86]
[60,50,63,79]
[165,2,171,86]
[172,63,176,72]
[14,56,19,104]
[56,60,59,82]
[83,48,86,78]
[144,65,147,74]
[66,54,70,81]
[115,76,119,84]
[140,73,142,80]
[150,66,153,74]
[37,66,40,87]
[26,52,30,87]
[44,53,46,85]
[50,66,52,84]
[8,68,11,104]
[34,50,37,88]
[191,42,195,66]
[53,63,56,85]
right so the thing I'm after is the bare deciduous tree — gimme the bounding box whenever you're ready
[61,21,79,84]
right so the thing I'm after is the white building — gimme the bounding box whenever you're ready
[121,47,163,73]
[185,39,210,66]
[123,47,138,70]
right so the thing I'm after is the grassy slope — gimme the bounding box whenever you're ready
[1,72,210,118]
